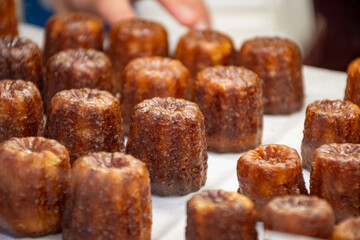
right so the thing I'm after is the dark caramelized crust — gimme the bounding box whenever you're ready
[44,48,112,108]
[0,137,70,237]
[237,144,307,220]
[0,0,18,37]
[310,143,360,222]
[175,29,235,79]
[0,80,44,142]
[301,99,360,170]
[263,195,334,238]
[109,19,168,95]
[43,12,104,62]
[121,56,191,132]
[195,66,263,152]
[332,217,360,240]
[237,37,303,114]
[0,36,43,90]
[62,152,151,240]
[126,97,208,196]
[345,58,360,106]
[186,190,257,240]
[45,88,125,163]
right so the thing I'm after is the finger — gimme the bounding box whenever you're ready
[96,0,136,24]
[157,0,211,29]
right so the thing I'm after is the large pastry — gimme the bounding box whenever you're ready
[237,37,304,114]
[126,97,208,196]
[310,143,360,222]
[195,66,263,152]
[44,48,112,108]
[0,137,70,237]
[237,144,307,220]
[43,12,103,62]
[45,88,125,163]
[0,80,44,142]
[121,56,191,132]
[109,18,168,95]
[186,190,257,240]
[0,36,43,90]
[301,99,360,170]
[0,0,18,37]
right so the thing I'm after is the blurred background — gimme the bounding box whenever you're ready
[15,0,360,72]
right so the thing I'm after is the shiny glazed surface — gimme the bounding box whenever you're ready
[0,0,18,37]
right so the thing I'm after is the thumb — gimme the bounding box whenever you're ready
[97,0,136,24]
[157,0,211,29]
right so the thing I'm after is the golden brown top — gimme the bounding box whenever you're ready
[181,29,233,44]
[111,18,166,36]
[347,57,360,76]
[314,143,360,163]
[0,36,38,50]
[46,12,103,27]
[241,36,301,55]
[332,217,360,240]
[0,79,39,98]
[306,99,360,117]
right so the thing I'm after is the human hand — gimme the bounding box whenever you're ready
[53,0,210,29]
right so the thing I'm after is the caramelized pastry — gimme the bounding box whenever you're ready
[0,137,70,237]
[310,143,360,222]
[237,37,303,114]
[263,195,335,238]
[345,58,360,106]
[62,152,151,240]
[126,97,208,196]
[43,12,103,62]
[0,80,44,142]
[186,190,257,240]
[45,88,125,163]
[44,48,112,108]
[121,56,191,132]
[301,99,360,170]
[195,66,263,152]
[237,144,307,220]
[0,0,18,37]
[332,217,360,240]
[0,36,43,90]
[109,19,168,95]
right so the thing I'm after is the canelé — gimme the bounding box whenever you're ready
[195,66,263,152]
[332,217,360,240]
[186,190,257,240]
[0,137,70,237]
[237,144,307,220]
[345,58,360,106]
[301,99,360,170]
[44,48,112,108]
[121,56,191,132]
[175,29,235,79]
[0,80,44,142]
[263,195,335,238]
[62,152,151,240]
[310,143,360,222]
[43,12,103,62]
[0,0,18,37]
[0,36,43,90]
[45,88,125,163]
[109,18,168,95]
[237,37,303,114]
[126,97,208,196]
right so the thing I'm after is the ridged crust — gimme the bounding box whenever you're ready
[45,48,112,108]
[332,217,360,240]
[175,30,235,78]
[62,152,151,240]
[121,56,191,132]
[310,143,360,222]
[237,144,307,220]
[263,195,334,238]
[43,12,104,62]
[345,58,360,106]
[109,19,168,94]
[0,36,43,90]
[45,88,125,163]
[301,99,360,170]
[195,66,263,152]
[0,0,18,37]
[0,80,44,142]
[0,137,70,237]
[237,37,303,114]
[126,97,208,196]
[186,190,257,240]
